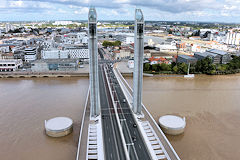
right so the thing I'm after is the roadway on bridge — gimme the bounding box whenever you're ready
[99,63,126,160]
[99,48,152,160]
[105,64,152,160]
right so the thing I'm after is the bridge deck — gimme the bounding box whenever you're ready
[76,59,180,160]
[114,65,181,160]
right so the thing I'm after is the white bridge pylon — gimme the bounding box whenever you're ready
[133,9,145,115]
[88,7,100,118]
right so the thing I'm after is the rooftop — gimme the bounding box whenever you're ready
[195,52,218,57]
[178,54,197,60]
[207,49,227,55]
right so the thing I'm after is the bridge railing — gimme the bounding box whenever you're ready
[76,86,90,160]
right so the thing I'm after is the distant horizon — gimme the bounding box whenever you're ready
[0,20,239,25]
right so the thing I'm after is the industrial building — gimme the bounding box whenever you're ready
[194,52,221,64]
[194,49,231,64]
[177,55,198,64]
[31,59,79,72]
[207,49,231,64]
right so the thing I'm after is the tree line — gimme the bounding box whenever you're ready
[102,40,121,47]
[144,55,240,75]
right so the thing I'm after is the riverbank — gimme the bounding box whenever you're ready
[0,72,89,78]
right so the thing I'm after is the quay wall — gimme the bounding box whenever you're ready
[0,72,89,78]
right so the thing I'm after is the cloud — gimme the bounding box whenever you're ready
[74,7,89,15]
[0,0,239,22]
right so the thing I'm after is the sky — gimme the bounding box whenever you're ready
[0,0,240,23]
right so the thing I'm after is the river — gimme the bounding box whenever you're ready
[1,75,240,160]
[0,77,89,160]
[126,74,240,160]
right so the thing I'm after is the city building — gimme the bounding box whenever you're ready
[126,37,134,44]
[128,59,134,68]
[194,52,221,64]
[24,47,37,62]
[0,45,10,53]
[148,56,170,65]
[177,55,197,64]
[68,49,89,59]
[194,49,231,64]
[207,49,231,64]
[53,21,73,26]
[5,23,14,33]
[1,52,14,59]
[0,59,23,72]
[150,51,173,59]
[226,31,240,45]
[144,50,151,58]
[42,49,89,60]
[31,59,79,72]
[155,39,178,51]
[42,50,69,59]
[113,49,131,59]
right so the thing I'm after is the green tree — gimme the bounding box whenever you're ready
[102,40,121,47]
[160,63,172,71]
[227,55,240,70]
[216,64,227,72]
[144,63,150,71]
[195,57,213,73]
[178,63,188,74]
[173,65,178,73]
[152,64,158,71]
[102,41,111,47]
[114,41,121,46]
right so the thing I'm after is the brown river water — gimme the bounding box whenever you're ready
[0,77,89,160]
[1,75,240,160]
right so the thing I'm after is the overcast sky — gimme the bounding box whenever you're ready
[0,0,240,23]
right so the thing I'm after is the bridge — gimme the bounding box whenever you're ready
[76,7,181,160]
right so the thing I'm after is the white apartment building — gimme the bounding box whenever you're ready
[63,33,88,44]
[5,23,14,33]
[226,31,240,45]
[42,49,89,59]
[24,47,37,62]
[68,49,89,59]
[0,59,23,72]
[82,37,88,44]
[0,46,10,53]
[126,37,134,44]
[113,49,131,59]
[53,21,73,26]
[155,43,177,51]
[128,59,134,69]
[41,50,69,59]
